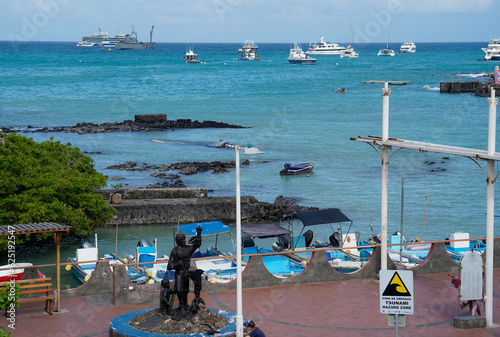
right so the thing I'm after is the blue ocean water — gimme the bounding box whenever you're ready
[0,41,498,286]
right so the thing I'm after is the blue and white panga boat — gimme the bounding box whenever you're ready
[279,162,314,175]
[275,208,369,273]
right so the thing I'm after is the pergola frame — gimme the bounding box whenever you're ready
[351,83,498,327]
[0,222,72,312]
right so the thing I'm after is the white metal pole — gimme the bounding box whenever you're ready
[488,89,497,156]
[381,147,388,271]
[381,82,391,270]
[485,88,496,327]
[382,82,390,142]
[235,146,244,337]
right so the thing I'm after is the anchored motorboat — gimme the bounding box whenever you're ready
[288,43,316,65]
[400,42,416,53]
[306,36,346,55]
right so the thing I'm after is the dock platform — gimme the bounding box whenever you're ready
[363,80,409,85]
[9,270,500,337]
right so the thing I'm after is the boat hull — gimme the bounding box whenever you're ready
[288,59,316,65]
[115,43,155,50]
[280,162,314,175]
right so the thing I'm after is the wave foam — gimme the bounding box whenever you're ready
[423,85,439,92]
[152,139,185,145]
[454,72,489,78]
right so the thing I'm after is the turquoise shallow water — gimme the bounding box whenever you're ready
[0,41,499,287]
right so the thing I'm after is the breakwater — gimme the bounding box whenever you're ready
[439,79,500,96]
[0,114,246,134]
[96,188,318,226]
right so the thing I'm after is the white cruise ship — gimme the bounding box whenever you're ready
[482,38,500,60]
[400,42,416,53]
[77,28,126,47]
[306,37,346,55]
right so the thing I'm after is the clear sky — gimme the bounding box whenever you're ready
[1,0,499,44]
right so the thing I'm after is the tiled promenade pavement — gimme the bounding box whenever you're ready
[6,270,500,337]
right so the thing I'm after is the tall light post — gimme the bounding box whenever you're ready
[233,144,263,337]
[235,145,243,337]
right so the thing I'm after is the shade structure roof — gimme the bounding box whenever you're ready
[0,222,72,236]
[241,223,292,239]
[173,221,233,236]
[283,208,352,227]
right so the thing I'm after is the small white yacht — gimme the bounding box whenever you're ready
[482,38,500,60]
[378,48,396,56]
[340,46,359,58]
[306,36,346,55]
[76,41,98,47]
[340,21,359,58]
[400,42,416,53]
[378,12,395,56]
[184,48,200,63]
[288,43,316,64]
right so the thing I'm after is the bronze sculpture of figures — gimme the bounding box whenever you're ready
[162,226,205,320]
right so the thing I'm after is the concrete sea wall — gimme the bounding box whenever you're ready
[97,188,317,225]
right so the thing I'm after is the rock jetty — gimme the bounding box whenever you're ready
[97,188,318,225]
[1,114,245,134]
[107,161,241,175]
[107,160,252,188]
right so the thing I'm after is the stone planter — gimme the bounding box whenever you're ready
[453,315,486,329]
[110,193,122,204]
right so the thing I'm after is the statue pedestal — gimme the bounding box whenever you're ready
[453,315,486,329]
[109,307,238,337]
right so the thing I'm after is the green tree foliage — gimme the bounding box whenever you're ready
[0,134,116,248]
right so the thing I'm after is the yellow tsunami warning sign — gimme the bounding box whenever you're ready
[382,271,411,297]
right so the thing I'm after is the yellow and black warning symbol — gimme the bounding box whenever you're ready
[382,271,411,297]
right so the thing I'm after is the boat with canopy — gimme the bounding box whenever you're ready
[274,208,370,272]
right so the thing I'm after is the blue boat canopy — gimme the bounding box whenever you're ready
[283,208,352,227]
[173,221,233,236]
[242,224,292,239]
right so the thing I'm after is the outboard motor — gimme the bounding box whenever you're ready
[329,233,339,247]
[242,233,255,248]
[283,162,291,171]
[80,241,93,249]
[137,239,152,247]
[278,234,291,250]
[303,230,314,248]
[355,231,361,244]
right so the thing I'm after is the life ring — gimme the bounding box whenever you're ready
[345,249,351,254]
[346,236,351,243]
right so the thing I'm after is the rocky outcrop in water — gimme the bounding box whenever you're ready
[1,114,246,134]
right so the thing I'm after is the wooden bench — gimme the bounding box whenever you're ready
[0,277,55,315]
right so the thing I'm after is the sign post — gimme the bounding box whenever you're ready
[380,270,414,336]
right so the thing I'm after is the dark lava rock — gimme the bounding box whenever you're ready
[129,307,228,335]
[1,116,246,134]
[110,161,238,176]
